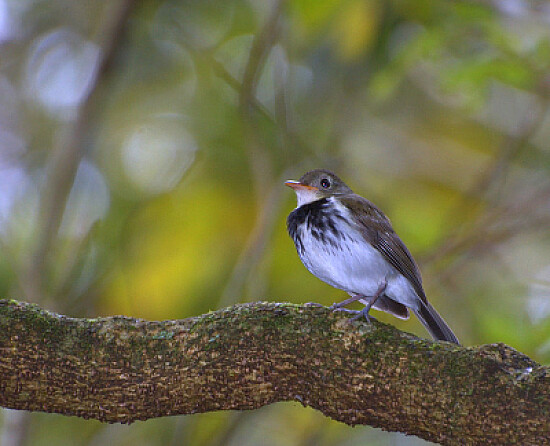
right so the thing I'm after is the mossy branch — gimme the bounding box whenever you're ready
[0,299,548,445]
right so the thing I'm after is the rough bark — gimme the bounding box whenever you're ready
[0,299,548,445]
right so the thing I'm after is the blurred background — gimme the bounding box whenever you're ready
[1,0,550,444]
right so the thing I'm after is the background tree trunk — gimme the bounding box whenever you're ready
[0,299,548,445]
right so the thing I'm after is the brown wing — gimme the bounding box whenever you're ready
[342,194,427,303]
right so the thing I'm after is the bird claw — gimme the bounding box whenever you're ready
[349,307,375,324]
[328,297,377,323]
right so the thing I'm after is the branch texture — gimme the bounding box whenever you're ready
[0,299,548,445]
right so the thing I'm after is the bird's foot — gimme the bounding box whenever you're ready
[349,307,375,324]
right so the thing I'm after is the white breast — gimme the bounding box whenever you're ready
[297,198,419,309]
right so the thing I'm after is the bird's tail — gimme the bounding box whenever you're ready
[413,300,460,345]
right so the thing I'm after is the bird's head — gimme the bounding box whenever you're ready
[285,169,353,206]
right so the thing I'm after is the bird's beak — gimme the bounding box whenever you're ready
[284,180,317,191]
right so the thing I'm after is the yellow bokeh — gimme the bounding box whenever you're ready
[101,178,253,320]
[331,0,381,60]
[290,0,380,59]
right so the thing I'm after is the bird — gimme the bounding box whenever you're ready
[285,169,460,344]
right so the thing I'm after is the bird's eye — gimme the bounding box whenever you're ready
[320,178,330,189]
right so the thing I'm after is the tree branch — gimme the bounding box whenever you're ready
[0,299,548,445]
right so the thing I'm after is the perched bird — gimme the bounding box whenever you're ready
[285,169,459,344]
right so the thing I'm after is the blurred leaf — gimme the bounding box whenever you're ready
[442,57,534,95]
[290,0,343,36]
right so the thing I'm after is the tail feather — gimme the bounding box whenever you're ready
[413,300,460,345]
[372,296,410,320]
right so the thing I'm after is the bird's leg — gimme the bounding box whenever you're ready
[332,307,362,315]
[350,280,388,323]
[329,293,363,310]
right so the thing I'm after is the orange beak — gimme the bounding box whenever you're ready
[284,180,317,191]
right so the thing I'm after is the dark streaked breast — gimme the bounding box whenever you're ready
[287,198,346,254]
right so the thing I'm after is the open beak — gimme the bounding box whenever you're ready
[284,180,317,191]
